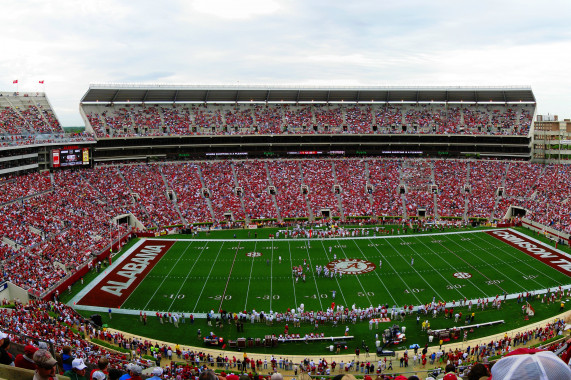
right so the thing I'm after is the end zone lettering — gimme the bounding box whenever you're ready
[102,245,166,297]
[77,240,174,308]
[487,230,571,276]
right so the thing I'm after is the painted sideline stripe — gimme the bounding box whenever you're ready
[76,240,175,308]
[157,228,500,242]
[486,229,571,277]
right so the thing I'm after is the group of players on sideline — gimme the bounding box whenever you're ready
[0,296,570,380]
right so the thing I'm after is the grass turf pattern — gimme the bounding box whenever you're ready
[117,229,569,315]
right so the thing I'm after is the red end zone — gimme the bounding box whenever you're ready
[487,229,571,277]
[77,240,174,308]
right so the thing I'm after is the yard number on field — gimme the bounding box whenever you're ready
[163,294,185,299]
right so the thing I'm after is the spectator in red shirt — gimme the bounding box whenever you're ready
[14,344,38,370]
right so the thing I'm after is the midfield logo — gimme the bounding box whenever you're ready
[326,259,376,275]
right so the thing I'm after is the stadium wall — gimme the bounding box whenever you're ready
[522,217,571,244]
[0,281,30,304]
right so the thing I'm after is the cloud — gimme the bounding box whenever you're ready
[187,0,284,20]
[3,0,571,125]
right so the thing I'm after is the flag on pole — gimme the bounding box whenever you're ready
[39,80,44,84]
[12,80,18,84]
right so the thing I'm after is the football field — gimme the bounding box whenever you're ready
[75,228,571,315]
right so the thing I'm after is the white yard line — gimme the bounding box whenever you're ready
[382,239,423,305]
[430,238,498,297]
[270,239,274,311]
[471,233,566,288]
[192,242,226,313]
[243,241,258,311]
[304,240,324,310]
[441,234,522,293]
[350,239,398,306]
[408,236,489,296]
[411,237,468,299]
[219,242,240,312]
[286,241,299,311]
[334,239,372,305]
[143,242,194,311]
[167,241,209,312]
[319,240,349,307]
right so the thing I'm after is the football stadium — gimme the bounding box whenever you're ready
[0,83,571,380]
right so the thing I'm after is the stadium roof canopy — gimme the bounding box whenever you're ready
[81,84,536,104]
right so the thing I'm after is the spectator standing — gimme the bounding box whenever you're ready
[32,349,58,380]
[14,344,38,370]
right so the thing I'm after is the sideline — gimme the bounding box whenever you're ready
[156,228,502,243]
[102,310,571,373]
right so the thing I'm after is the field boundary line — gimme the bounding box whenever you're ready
[481,229,569,284]
[504,228,571,260]
[156,228,501,242]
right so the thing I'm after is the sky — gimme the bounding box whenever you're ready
[2,0,571,126]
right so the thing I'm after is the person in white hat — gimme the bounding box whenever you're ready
[128,364,143,380]
[64,358,88,380]
[148,366,164,380]
[92,371,107,380]
[491,349,571,380]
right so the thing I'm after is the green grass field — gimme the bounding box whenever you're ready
[113,228,569,315]
[67,226,571,355]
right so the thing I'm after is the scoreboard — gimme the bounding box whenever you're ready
[52,147,90,168]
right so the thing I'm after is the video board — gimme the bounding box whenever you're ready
[52,147,90,168]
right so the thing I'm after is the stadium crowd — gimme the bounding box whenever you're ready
[80,103,535,139]
[2,157,571,300]
[1,296,570,380]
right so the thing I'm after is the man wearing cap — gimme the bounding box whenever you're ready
[15,344,38,370]
[128,364,143,380]
[32,349,58,380]
[89,357,109,380]
[148,366,163,380]
[92,371,107,380]
[491,348,571,380]
[65,358,88,380]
